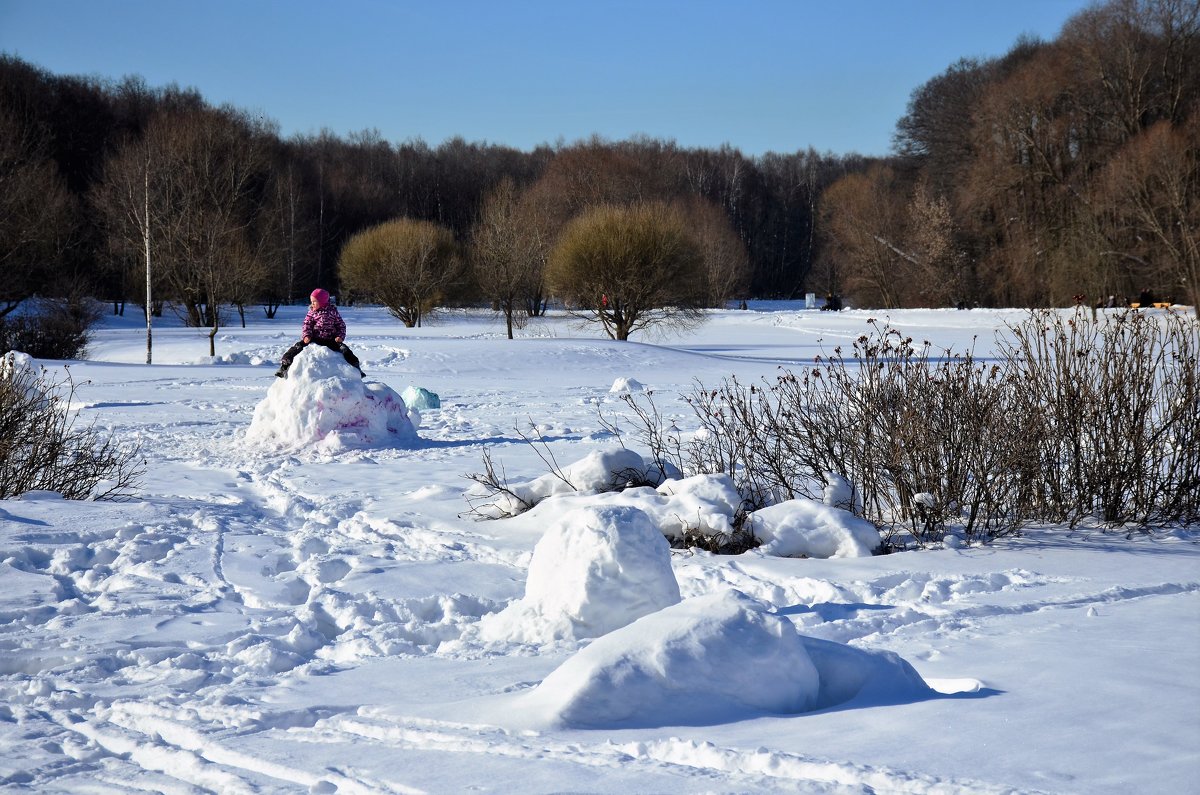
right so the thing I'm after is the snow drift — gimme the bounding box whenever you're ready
[245,345,418,452]
[5,305,1197,793]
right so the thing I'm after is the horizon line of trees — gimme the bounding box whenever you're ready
[2,0,1196,348]
[834,0,1198,311]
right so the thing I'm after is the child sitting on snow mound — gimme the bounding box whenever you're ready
[276,289,363,378]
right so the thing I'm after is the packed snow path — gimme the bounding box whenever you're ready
[2,305,1197,794]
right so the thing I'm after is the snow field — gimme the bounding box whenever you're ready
[0,304,1196,793]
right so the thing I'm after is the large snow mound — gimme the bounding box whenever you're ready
[245,345,417,452]
[517,589,935,729]
[478,504,681,644]
[519,590,821,728]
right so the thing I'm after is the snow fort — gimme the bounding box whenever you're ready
[246,345,418,452]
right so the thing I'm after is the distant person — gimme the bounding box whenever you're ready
[821,294,843,311]
[1137,288,1154,308]
[275,289,363,378]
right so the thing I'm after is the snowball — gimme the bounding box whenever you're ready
[477,505,681,644]
[520,590,821,728]
[749,498,881,558]
[245,345,417,452]
[401,385,441,410]
[609,377,644,393]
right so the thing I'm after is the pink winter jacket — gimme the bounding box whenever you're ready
[301,304,347,341]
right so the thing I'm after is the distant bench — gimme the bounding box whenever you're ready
[1128,302,1173,309]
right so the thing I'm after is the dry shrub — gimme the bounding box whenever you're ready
[0,356,144,500]
[611,309,1198,547]
[0,298,102,360]
[1001,308,1199,528]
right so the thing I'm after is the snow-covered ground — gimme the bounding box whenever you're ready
[2,303,1197,794]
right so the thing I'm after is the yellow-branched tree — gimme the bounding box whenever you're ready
[338,218,462,328]
[547,202,706,340]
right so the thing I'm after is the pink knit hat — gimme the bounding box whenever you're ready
[310,288,330,307]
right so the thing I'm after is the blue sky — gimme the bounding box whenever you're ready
[1,0,1095,157]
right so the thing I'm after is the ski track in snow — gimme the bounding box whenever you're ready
[3,306,1197,793]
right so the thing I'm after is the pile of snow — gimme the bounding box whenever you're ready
[609,376,644,393]
[245,345,417,453]
[518,589,933,728]
[750,499,881,557]
[650,473,744,540]
[477,505,681,644]
[822,471,860,512]
[520,590,819,727]
[475,470,896,724]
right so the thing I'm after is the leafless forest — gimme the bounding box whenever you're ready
[1,0,1196,328]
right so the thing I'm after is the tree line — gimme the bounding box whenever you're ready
[1,0,1196,339]
[0,53,855,330]
[829,0,1199,311]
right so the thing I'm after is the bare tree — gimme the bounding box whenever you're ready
[679,196,751,307]
[1061,0,1200,139]
[904,181,963,306]
[820,166,909,307]
[90,125,166,362]
[1092,115,1200,313]
[0,108,75,317]
[469,177,543,338]
[94,107,274,356]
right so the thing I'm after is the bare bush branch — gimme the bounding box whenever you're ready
[461,446,534,520]
[0,357,144,500]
